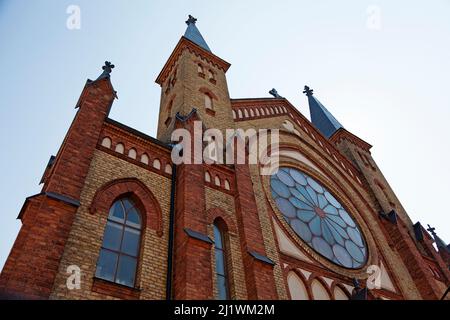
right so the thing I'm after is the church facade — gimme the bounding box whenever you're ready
[0,16,449,300]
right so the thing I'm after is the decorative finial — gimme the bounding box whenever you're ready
[269,88,283,99]
[186,15,197,25]
[102,61,115,73]
[303,85,314,96]
[427,224,437,237]
[96,61,115,80]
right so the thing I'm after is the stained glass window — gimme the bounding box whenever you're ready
[95,198,142,287]
[270,167,368,269]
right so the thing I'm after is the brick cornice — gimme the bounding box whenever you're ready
[103,119,171,154]
[155,37,231,85]
[231,97,287,107]
[330,127,372,152]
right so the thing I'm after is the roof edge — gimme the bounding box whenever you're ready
[155,37,231,85]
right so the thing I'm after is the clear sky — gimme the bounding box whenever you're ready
[0,0,449,269]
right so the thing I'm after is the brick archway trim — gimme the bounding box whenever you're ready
[89,177,163,236]
[206,207,237,234]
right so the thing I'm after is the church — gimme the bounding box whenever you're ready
[0,15,449,300]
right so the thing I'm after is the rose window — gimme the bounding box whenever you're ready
[270,167,368,269]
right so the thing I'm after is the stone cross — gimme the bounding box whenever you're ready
[102,61,115,74]
[303,85,314,96]
[186,15,197,25]
[96,61,115,80]
[427,224,437,237]
[269,88,283,98]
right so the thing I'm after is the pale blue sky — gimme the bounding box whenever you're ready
[0,0,449,269]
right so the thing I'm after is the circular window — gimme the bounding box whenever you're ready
[270,167,367,269]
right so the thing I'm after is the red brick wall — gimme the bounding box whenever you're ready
[0,78,116,299]
[234,163,278,299]
[171,114,214,299]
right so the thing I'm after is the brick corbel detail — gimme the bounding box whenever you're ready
[234,163,278,299]
[89,177,163,236]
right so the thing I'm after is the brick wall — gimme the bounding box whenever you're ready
[50,149,171,299]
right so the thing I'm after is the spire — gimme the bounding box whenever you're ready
[184,15,211,52]
[303,85,343,138]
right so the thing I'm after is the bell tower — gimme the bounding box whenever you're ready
[155,15,234,143]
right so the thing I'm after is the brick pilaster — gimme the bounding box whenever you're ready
[0,77,116,299]
[171,112,214,299]
[234,163,278,299]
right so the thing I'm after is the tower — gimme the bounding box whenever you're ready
[155,15,234,143]
[155,16,279,300]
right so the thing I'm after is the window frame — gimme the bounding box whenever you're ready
[213,222,230,300]
[95,197,143,288]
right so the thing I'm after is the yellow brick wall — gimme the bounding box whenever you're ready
[204,186,248,300]
[50,149,171,299]
[157,50,236,142]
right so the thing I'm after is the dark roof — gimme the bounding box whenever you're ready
[184,17,211,52]
[434,234,450,252]
[307,94,343,138]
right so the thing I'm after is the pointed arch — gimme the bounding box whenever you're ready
[308,276,332,300]
[287,271,309,300]
[206,207,237,234]
[115,143,124,154]
[224,179,230,190]
[101,137,112,148]
[128,148,137,159]
[140,153,149,165]
[89,177,163,236]
[332,284,350,300]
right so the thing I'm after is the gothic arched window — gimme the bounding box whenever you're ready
[213,221,229,300]
[95,198,142,287]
